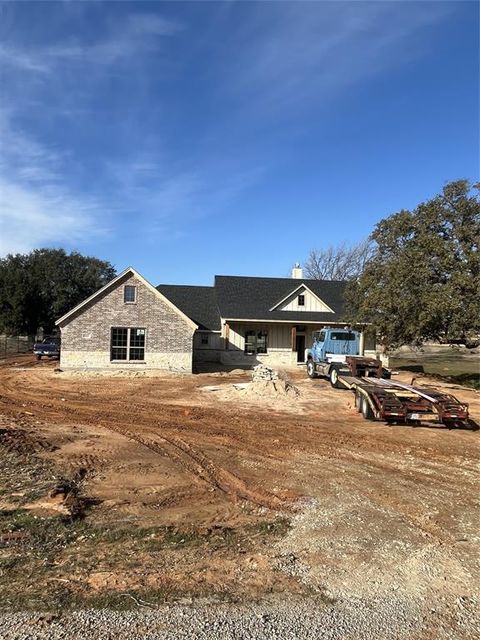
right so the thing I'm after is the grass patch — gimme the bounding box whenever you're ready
[0,430,294,612]
[391,352,480,389]
[0,508,292,611]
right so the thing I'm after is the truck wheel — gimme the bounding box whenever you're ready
[329,366,342,388]
[361,396,374,420]
[307,360,317,378]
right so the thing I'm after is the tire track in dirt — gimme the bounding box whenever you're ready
[0,373,473,503]
[98,421,288,512]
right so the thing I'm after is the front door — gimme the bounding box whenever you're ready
[295,334,306,363]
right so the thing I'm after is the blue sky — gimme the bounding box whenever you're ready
[0,1,478,285]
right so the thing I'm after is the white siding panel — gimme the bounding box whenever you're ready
[228,323,292,352]
[193,331,222,350]
[278,287,334,312]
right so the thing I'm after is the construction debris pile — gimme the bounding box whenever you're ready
[247,365,300,398]
[199,365,301,405]
[252,364,280,382]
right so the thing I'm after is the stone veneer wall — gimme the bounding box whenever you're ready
[220,350,297,368]
[59,273,195,372]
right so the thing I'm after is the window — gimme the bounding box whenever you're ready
[129,328,146,360]
[244,330,268,355]
[331,332,356,341]
[201,334,209,345]
[298,294,305,306]
[111,327,145,361]
[111,327,128,360]
[124,285,137,303]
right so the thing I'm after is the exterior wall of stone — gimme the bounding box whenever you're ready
[60,350,192,372]
[59,273,195,371]
[219,349,297,368]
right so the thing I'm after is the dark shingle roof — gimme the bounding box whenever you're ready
[214,275,347,322]
[156,284,221,331]
[157,276,347,330]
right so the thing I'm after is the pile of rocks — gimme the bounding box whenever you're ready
[252,365,279,382]
[248,365,300,398]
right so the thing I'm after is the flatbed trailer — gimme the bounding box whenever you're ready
[337,375,470,428]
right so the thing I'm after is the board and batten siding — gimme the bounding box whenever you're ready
[275,286,334,313]
[227,323,293,352]
[192,331,223,364]
[193,331,222,350]
[223,322,313,367]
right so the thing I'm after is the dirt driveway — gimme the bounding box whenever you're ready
[0,355,479,636]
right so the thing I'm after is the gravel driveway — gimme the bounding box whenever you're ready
[1,593,478,640]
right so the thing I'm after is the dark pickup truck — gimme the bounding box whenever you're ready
[33,336,60,360]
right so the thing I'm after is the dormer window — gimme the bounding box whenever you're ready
[124,285,137,303]
[298,294,305,306]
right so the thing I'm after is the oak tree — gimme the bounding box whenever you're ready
[346,180,480,349]
[0,248,116,336]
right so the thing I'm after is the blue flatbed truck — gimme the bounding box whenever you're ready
[306,328,470,427]
[305,328,389,387]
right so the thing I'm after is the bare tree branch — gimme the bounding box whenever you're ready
[303,240,373,280]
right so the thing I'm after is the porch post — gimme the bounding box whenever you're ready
[224,322,230,350]
[291,326,296,351]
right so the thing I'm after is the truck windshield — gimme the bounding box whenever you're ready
[330,332,356,341]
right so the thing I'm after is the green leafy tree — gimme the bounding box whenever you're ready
[0,249,116,336]
[346,180,480,349]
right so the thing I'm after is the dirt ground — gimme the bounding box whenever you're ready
[0,354,479,635]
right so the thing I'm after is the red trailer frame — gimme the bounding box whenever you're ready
[338,376,470,428]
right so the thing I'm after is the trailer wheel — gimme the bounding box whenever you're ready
[307,360,318,378]
[329,366,342,388]
[361,396,374,420]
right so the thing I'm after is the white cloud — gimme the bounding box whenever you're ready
[222,1,453,117]
[0,10,186,256]
[0,179,106,255]
[0,11,182,73]
[0,114,108,256]
[104,154,265,238]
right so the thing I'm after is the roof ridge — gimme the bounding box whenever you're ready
[214,274,346,284]
[157,283,214,289]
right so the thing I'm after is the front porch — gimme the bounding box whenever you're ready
[219,321,370,368]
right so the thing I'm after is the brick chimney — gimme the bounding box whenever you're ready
[291,263,303,279]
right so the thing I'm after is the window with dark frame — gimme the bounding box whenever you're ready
[124,285,137,303]
[244,330,268,355]
[298,294,305,306]
[201,334,209,345]
[111,327,145,361]
[111,327,128,360]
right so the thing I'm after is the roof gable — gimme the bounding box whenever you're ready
[56,267,197,330]
[269,283,334,313]
[214,275,347,322]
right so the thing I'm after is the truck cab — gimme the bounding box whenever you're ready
[309,328,360,362]
[306,328,385,387]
